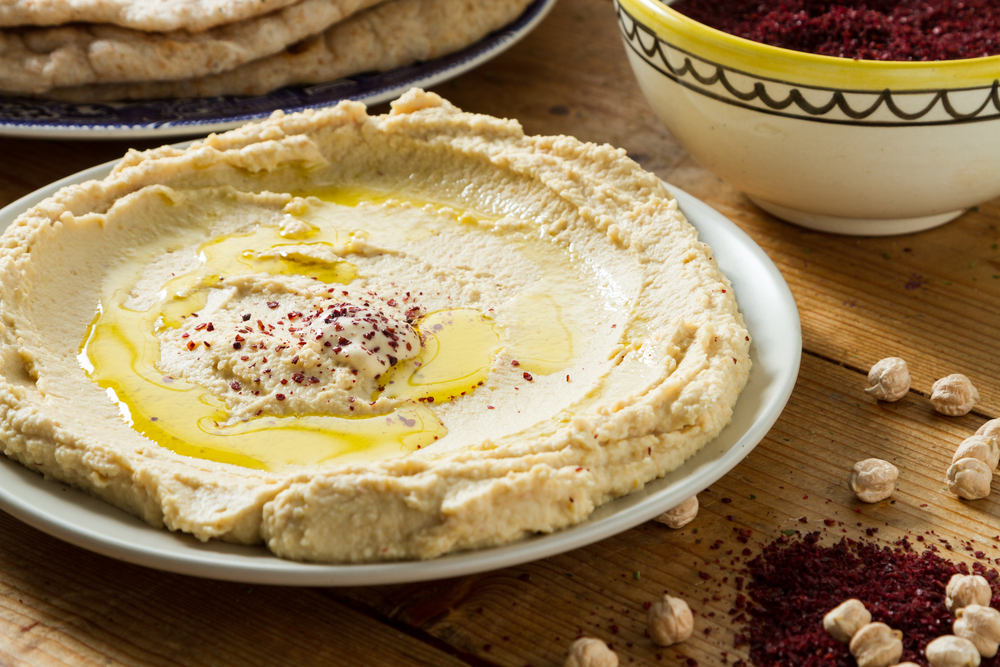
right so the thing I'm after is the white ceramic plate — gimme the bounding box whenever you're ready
[0,164,801,585]
[0,0,556,139]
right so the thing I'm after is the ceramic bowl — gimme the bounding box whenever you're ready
[615,0,1000,235]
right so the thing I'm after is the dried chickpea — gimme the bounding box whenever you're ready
[849,622,904,667]
[932,374,980,416]
[822,598,872,643]
[954,605,1000,658]
[925,635,981,667]
[947,574,993,613]
[654,496,698,529]
[953,435,1000,470]
[977,419,1000,447]
[865,357,911,401]
[849,459,899,503]
[946,458,993,500]
[565,637,618,667]
[648,595,694,646]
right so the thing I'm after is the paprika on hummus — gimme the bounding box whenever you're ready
[0,90,751,562]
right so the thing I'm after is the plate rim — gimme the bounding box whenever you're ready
[0,0,558,140]
[0,164,801,586]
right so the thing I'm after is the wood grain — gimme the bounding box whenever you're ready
[0,512,473,667]
[334,354,1000,667]
[0,0,999,664]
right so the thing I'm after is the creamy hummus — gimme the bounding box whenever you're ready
[0,90,751,562]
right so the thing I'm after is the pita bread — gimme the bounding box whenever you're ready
[44,0,535,102]
[0,0,385,94]
[0,0,304,32]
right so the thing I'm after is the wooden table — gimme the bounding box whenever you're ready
[2,0,999,665]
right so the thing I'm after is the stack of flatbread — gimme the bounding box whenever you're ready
[0,0,535,101]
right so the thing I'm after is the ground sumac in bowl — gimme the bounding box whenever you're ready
[668,0,1000,61]
[737,535,1000,667]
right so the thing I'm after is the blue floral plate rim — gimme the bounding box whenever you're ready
[0,0,557,140]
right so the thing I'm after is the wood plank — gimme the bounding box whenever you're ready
[0,0,997,665]
[333,352,1000,666]
[0,512,474,667]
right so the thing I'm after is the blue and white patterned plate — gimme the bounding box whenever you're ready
[0,0,557,139]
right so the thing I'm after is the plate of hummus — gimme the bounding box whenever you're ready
[0,90,799,585]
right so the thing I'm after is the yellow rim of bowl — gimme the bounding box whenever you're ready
[619,0,1000,91]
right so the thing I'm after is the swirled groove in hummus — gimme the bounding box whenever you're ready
[0,90,751,562]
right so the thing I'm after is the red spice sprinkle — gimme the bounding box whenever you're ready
[523,372,533,382]
[186,340,196,350]
[739,534,1000,666]
[670,0,1000,61]
[512,360,520,367]
[275,394,286,401]
[194,323,208,331]
[266,301,279,309]
[206,323,214,332]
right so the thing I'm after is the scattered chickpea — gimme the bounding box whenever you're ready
[865,357,911,401]
[849,622,904,667]
[931,374,980,417]
[946,458,993,500]
[654,496,698,529]
[822,598,872,643]
[849,459,899,503]
[925,635,981,667]
[953,435,1000,470]
[977,419,1000,444]
[946,574,992,613]
[954,605,1000,658]
[564,637,618,667]
[648,595,694,647]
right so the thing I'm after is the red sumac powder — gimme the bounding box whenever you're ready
[738,535,1000,666]
[669,0,1000,61]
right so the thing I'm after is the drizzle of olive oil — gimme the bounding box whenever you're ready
[500,294,575,376]
[82,285,446,470]
[81,189,582,471]
[379,309,503,403]
[81,218,442,472]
